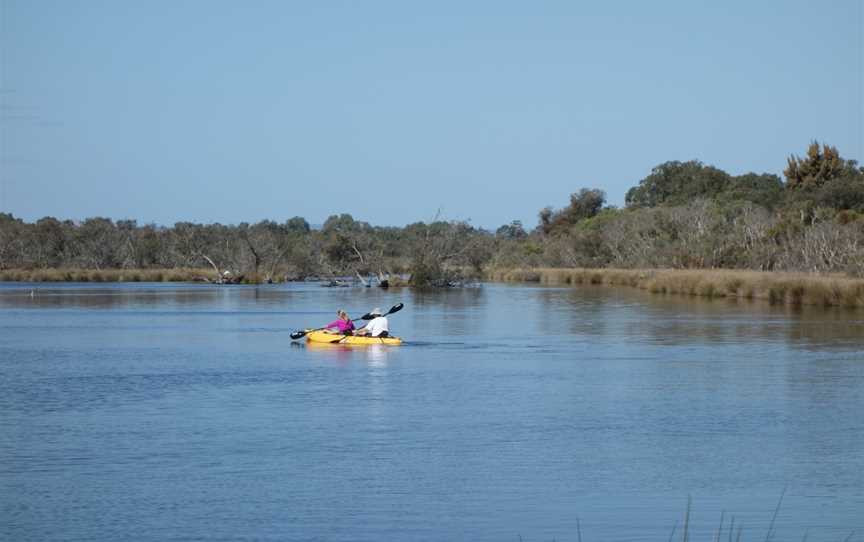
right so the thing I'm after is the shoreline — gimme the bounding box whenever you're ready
[3,267,864,308]
[487,267,864,308]
[0,268,215,283]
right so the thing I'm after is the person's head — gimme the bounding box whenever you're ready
[337,309,349,320]
[369,307,383,317]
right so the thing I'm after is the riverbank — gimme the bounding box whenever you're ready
[4,266,864,308]
[0,268,215,283]
[0,268,405,286]
[487,267,864,308]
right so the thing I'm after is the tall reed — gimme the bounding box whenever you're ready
[0,268,215,283]
[487,267,864,308]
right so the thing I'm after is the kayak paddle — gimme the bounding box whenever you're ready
[290,302,404,340]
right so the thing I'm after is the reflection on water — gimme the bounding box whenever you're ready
[1,281,863,541]
[304,342,392,367]
[534,286,864,350]
[2,282,861,349]
[411,287,486,338]
[0,283,301,311]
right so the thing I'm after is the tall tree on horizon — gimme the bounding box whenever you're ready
[784,141,854,191]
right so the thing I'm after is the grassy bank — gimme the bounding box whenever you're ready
[0,268,216,283]
[488,267,864,308]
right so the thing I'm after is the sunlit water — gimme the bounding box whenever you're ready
[1,282,862,541]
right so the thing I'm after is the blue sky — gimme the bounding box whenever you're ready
[1,1,862,229]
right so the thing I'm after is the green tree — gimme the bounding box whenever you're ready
[722,173,784,209]
[73,218,123,269]
[284,216,310,233]
[0,213,25,269]
[784,141,854,191]
[540,188,606,235]
[31,217,67,268]
[783,143,864,219]
[625,161,731,208]
[130,224,165,268]
[496,220,527,240]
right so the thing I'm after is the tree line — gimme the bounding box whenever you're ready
[0,210,490,285]
[520,142,864,276]
[2,142,863,283]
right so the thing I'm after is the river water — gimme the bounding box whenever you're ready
[1,282,862,541]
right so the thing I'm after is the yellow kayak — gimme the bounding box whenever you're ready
[305,330,403,346]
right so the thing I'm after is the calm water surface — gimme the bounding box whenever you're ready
[1,282,862,541]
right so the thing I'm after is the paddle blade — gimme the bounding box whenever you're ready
[290,330,308,340]
[360,303,404,320]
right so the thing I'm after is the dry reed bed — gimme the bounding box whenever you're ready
[0,268,214,283]
[488,267,864,308]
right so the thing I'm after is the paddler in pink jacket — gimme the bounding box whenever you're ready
[324,309,355,335]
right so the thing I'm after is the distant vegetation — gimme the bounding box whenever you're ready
[490,268,864,308]
[510,142,864,277]
[2,142,864,286]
